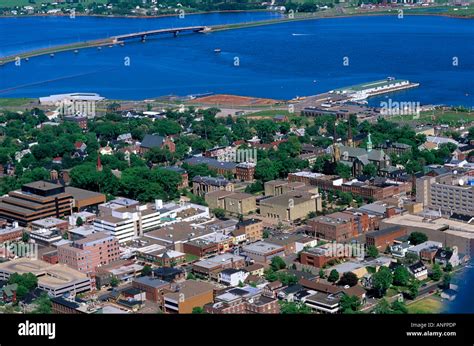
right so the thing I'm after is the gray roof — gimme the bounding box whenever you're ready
[185,156,236,170]
[192,175,230,187]
[133,276,169,288]
[140,134,165,149]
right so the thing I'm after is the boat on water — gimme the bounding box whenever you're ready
[214,48,221,53]
[74,50,79,54]
[50,53,54,57]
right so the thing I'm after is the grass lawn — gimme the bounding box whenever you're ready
[407,297,444,314]
[0,98,34,107]
[389,110,473,125]
[185,253,199,263]
[386,287,400,298]
[246,110,291,117]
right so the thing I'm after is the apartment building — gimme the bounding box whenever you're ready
[416,173,474,217]
[57,233,120,274]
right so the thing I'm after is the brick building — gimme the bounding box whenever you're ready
[57,233,120,274]
[365,226,407,250]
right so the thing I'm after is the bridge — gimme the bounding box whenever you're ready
[0,26,211,65]
[112,26,209,42]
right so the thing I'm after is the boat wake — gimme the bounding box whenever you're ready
[292,33,313,36]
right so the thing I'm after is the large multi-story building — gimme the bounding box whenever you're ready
[307,211,371,241]
[259,190,322,222]
[162,280,215,314]
[236,218,263,243]
[94,199,209,243]
[205,191,257,215]
[57,233,120,274]
[416,173,474,217]
[0,181,72,226]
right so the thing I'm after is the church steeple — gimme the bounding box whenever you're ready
[367,132,373,152]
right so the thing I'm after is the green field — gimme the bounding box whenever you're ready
[0,98,34,107]
[407,297,444,314]
[389,110,474,125]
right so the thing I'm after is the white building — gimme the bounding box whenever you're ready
[94,199,210,243]
[218,269,249,287]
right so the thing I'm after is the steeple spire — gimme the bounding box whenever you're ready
[367,132,373,152]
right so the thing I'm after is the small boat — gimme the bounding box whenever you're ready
[97,46,102,50]
[108,45,113,48]
[25,57,29,61]
[214,48,221,53]
[74,50,79,54]
[50,53,54,57]
[120,43,125,47]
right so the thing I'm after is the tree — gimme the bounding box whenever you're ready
[110,276,119,287]
[192,307,205,314]
[408,232,428,246]
[141,265,152,277]
[338,272,358,287]
[340,294,361,313]
[22,232,30,243]
[362,163,377,177]
[374,298,392,314]
[32,293,52,314]
[403,252,419,265]
[430,263,443,281]
[372,267,393,297]
[270,256,287,271]
[391,300,408,314]
[393,266,410,287]
[76,217,84,227]
[328,269,340,283]
[445,263,453,272]
[255,159,278,182]
[212,208,226,219]
[366,245,379,258]
[279,301,312,314]
[442,273,451,289]
[335,162,352,179]
[407,279,420,299]
[187,272,196,280]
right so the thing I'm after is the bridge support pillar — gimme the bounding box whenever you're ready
[141,35,146,42]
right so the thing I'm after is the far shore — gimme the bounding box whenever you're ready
[0,6,473,20]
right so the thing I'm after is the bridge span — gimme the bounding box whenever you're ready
[112,26,209,42]
[0,26,211,65]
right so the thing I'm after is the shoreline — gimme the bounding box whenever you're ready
[0,7,473,20]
